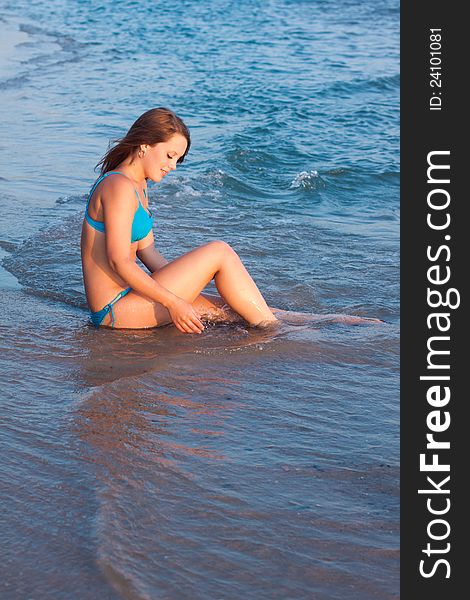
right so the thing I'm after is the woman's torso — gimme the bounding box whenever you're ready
[80,172,151,312]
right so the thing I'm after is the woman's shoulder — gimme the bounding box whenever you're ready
[98,172,139,204]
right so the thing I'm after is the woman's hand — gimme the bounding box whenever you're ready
[167,296,205,334]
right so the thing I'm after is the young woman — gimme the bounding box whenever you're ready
[80,107,278,332]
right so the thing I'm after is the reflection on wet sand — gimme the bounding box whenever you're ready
[71,359,248,598]
[73,374,238,479]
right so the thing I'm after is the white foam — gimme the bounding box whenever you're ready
[290,170,322,189]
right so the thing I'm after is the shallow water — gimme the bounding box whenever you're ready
[1,1,399,598]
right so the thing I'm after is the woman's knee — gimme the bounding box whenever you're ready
[205,240,239,262]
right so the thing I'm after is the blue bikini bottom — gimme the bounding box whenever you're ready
[90,287,132,328]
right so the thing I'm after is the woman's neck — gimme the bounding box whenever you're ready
[116,154,146,185]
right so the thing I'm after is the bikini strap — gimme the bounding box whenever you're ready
[104,288,129,328]
[86,171,124,211]
[86,170,141,210]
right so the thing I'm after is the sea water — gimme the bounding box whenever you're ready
[0,1,399,598]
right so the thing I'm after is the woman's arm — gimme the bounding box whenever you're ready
[101,176,203,333]
[103,179,174,306]
[137,231,169,272]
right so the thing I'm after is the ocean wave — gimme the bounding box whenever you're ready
[2,214,86,309]
[290,170,326,191]
[320,73,399,98]
[18,22,86,55]
[170,167,273,200]
[0,19,88,90]
[321,166,400,182]
[225,146,273,175]
[0,73,31,90]
[159,174,205,199]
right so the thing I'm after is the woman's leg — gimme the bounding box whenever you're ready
[190,292,241,322]
[111,241,277,329]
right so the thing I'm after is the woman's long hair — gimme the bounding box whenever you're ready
[95,107,191,174]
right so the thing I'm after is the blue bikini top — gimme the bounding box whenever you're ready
[85,170,153,243]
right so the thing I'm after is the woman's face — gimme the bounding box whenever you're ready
[144,134,188,182]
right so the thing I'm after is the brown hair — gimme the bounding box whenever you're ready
[95,107,191,174]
